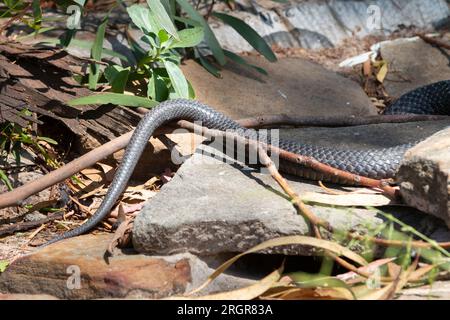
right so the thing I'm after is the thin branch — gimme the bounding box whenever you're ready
[0,211,64,237]
[417,33,450,51]
[236,114,449,129]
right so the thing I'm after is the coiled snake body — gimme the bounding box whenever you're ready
[45,80,450,245]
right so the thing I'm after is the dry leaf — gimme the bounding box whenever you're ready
[167,265,283,300]
[188,235,368,295]
[301,191,395,206]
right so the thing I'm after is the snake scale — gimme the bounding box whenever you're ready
[44,80,450,246]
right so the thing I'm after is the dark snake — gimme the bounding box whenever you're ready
[45,80,450,246]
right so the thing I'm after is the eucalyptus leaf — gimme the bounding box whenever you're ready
[176,0,226,65]
[146,0,179,40]
[163,59,189,98]
[213,12,277,62]
[89,15,108,90]
[170,27,204,49]
[0,260,9,273]
[104,65,131,93]
[127,4,159,35]
[148,72,169,101]
[69,93,158,108]
[224,50,267,75]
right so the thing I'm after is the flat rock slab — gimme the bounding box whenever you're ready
[397,127,450,227]
[133,147,382,256]
[381,38,450,97]
[133,119,450,256]
[0,234,191,299]
[0,234,260,299]
[182,56,375,119]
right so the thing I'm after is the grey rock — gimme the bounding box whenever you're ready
[133,144,382,256]
[380,37,450,97]
[397,127,450,227]
[212,0,449,50]
[396,281,450,300]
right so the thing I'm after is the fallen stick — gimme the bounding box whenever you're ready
[237,114,449,129]
[177,120,398,198]
[417,33,450,51]
[0,211,64,237]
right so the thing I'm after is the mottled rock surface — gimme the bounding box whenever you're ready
[397,127,450,227]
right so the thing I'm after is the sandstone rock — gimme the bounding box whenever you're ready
[0,234,191,299]
[380,38,450,97]
[397,127,450,227]
[0,293,58,300]
[0,234,259,299]
[182,56,375,119]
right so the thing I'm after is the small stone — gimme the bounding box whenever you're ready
[397,127,450,227]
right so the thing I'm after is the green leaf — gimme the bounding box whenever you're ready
[197,54,221,78]
[16,26,56,41]
[38,37,130,63]
[224,49,267,75]
[187,79,195,99]
[158,29,170,44]
[147,72,169,101]
[37,136,58,145]
[170,27,204,49]
[127,4,159,34]
[0,260,9,273]
[146,0,179,40]
[69,93,158,108]
[104,65,131,93]
[176,0,226,66]
[213,12,277,62]
[0,169,13,191]
[163,59,189,98]
[89,15,108,90]
[31,0,42,29]
[174,16,202,28]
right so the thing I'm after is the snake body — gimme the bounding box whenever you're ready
[45,80,450,245]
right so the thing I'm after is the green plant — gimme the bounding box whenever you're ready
[2,0,280,105]
[0,109,58,190]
